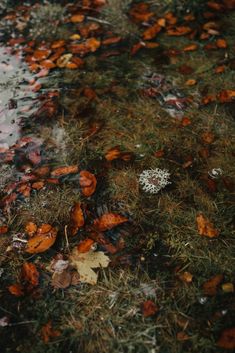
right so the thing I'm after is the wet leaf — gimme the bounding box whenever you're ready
[26,224,57,253]
[69,248,110,285]
[41,321,61,343]
[202,274,223,296]
[196,214,219,238]
[21,262,39,287]
[217,327,235,349]
[93,213,128,231]
[141,300,158,317]
[79,170,97,197]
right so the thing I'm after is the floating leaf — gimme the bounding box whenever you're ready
[79,170,97,197]
[196,214,219,238]
[69,248,110,285]
[94,213,128,231]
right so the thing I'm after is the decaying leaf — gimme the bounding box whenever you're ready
[141,300,159,317]
[93,213,128,231]
[196,214,219,238]
[69,247,110,285]
[202,274,223,296]
[79,170,97,197]
[26,224,57,253]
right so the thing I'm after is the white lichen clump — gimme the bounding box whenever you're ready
[139,168,171,194]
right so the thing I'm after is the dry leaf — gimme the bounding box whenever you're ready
[216,38,228,48]
[105,146,133,161]
[167,26,192,36]
[178,271,193,283]
[93,213,128,231]
[196,214,219,238]
[185,79,197,86]
[56,54,73,68]
[183,43,198,51]
[79,170,97,197]
[25,222,37,237]
[217,327,235,349]
[201,131,214,144]
[142,23,161,40]
[221,283,234,293]
[76,238,94,253]
[218,89,235,103]
[51,271,72,289]
[177,331,190,341]
[26,224,57,253]
[202,274,223,296]
[69,248,110,285]
[0,225,8,234]
[70,14,85,23]
[141,300,158,317]
[21,262,39,287]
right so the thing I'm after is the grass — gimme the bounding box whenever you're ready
[0,1,235,353]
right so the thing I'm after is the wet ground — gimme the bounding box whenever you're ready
[0,1,235,353]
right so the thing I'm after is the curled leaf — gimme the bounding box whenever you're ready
[26,224,57,253]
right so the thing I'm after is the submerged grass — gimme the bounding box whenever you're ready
[0,1,235,353]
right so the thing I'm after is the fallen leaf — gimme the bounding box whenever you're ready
[181,117,192,126]
[142,23,161,40]
[76,238,95,253]
[79,170,97,197]
[177,331,190,341]
[51,165,79,177]
[51,40,65,49]
[56,53,73,68]
[0,225,8,234]
[222,283,234,293]
[201,131,215,144]
[167,26,192,36]
[215,65,225,74]
[33,49,51,61]
[202,274,223,296]
[69,202,85,236]
[141,300,158,317]
[21,262,39,287]
[218,90,235,103]
[69,248,110,285]
[183,43,198,51]
[93,213,128,231]
[41,321,61,343]
[216,38,228,48]
[25,222,37,236]
[85,37,101,52]
[178,271,193,283]
[70,14,85,23]
[196,214,219,238]
[51,270,72,289]
[8,284,24,296]
[26,224,57,253]
[105,146,133,161]
[217,327,235,349]
[185,79,197,86]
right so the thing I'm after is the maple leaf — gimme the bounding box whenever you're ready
[69,248,110,285]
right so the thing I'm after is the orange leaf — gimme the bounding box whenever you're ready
[141,300,159,317]
[32,181,45,190]
[69,202,85,236]
[185,79,197,86]
[105,146,133,161]
[94,213,128,231]
[178,271,193,283]
[40,60,56,69]
[21,262,39,287]
[51,165,79,177]
[181,117,192,126]
[33,49,51,61]
[25,224,57,253]
[196,214,219,238]
[51,40,65,49]
[85,37,101,52]
[218,89,235,103]
[0,225,8,234]
[167,26,192,36]
[34,165,50,177]
[70,14,85,23]
[142,23,161,40]
[8,284,24,297]
[201,94,216,105]
[76,238,94,253]
[41,321,61,343]
[216,38,228,48]
[217,327,235,349]
[183,43,198,51]
[102,36,122,45]
[25,222,37,237]
[79,170,97,197]
[201,131,214,144]
[177,331,190,341]
[202,274,223,296]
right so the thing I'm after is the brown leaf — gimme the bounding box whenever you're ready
[33,49,51,61]
[196,214,219,238]
[56,53,73,68]
[25,222,37,237]
[216,38,228,48]
[142,23,161,40]
[93,213,128,231]
[177,331,190,341]
[217,327,235,349]
[26,224,57,253]
[178,271,193,283]
[183,43,198,52]
[218,90,235,103]
[141,300,159,317]
[201,131,215,144]
[41,321,61,343]
[202,274,223,296]
[0,225,8,234]
[105,146,133,162]
[79,170,97,197]
[51,271,72,289]
[69,202,85,236]
[167,26,192,36]
[51,40,65,49]
[85,37,101,52]
[51,165,79,177]
[21,262,39,287]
